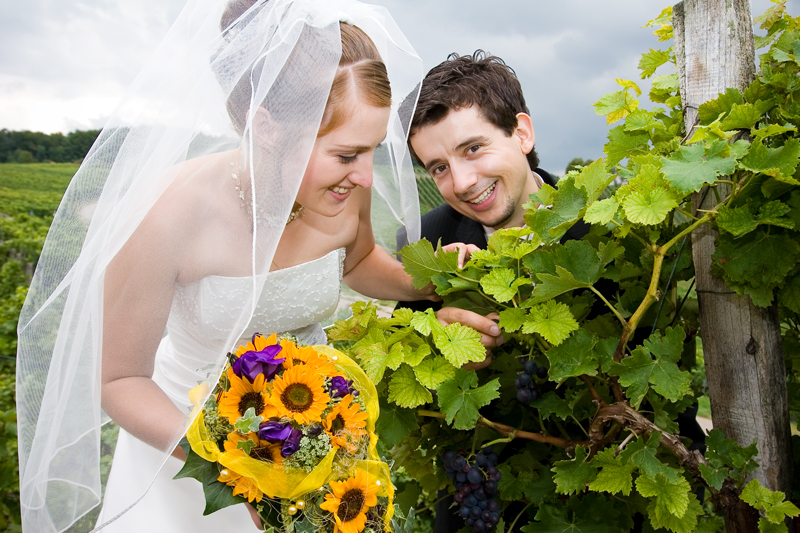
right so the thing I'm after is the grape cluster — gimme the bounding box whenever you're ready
[516,359,546,403]
[442,447,502,532]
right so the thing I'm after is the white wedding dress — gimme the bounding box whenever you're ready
[96,248,345,532]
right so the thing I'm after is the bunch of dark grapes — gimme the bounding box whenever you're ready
[442,447,502,532]
[516,359,547,403]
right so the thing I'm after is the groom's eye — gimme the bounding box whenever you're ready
[431,164,448,176]
[338,154,358,164]
[468,144,481,154]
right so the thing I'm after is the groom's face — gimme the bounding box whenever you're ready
[410,106,537,230]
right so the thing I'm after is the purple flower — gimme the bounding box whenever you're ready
[258,421,292,442]
[281,428,303,457]
[232,339,285,382]
[328,376,352,398]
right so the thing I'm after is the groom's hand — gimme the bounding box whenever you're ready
[436,308,504,370]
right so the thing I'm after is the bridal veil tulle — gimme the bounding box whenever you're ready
[16,1,422,530]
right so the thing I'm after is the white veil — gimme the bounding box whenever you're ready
[15,1,422,531]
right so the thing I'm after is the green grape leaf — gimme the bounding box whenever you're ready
[611,326,690,407]
[528,267,593,305]
[414,356,456,389]
[376,399,419,448]
[546,329,601,383]
[388,364,433,408]
[358,342,400,383]
[751,123,797,140]
[713,230,800,307]
[741,479,800,523]
[625,109,664,133]
[400,239,460,289]
[585,197,619,224]
[717,205,758,236]
[604,125,650,169]
[531,391,572,419]
[646,496,702,533]
[697,463,731,491]
[639,49,671,78]
[619,432,673,480]
[758,517,787,533]
[651,73,679,92]
[410,309,440,337]
[432,322,485,367]
[498,307,527,332]
[480,268,530,303]
[525,178,588,243]
[739,138,800,182]
[698,88,743,124]
[525,503,614,533]
[661,140,738,194]
[552,446,597,495]
[402,342,430,367]
[720,103,767,130]
[588,448,636,496]
[523,300,579,346]
[636,473,691,519]
[757,200,794,229]
[497,463,533,501]
[779,273,800,313]
[622,188,679,225]
[574,159,612,201]
[593,80,640,124]
[234,407,263,433]
[437,369,500,430]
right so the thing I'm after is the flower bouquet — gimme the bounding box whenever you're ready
[177,333,394,533]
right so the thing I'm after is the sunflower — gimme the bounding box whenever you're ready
[323,394,368,453]
[218,467,263,503]
[268,364,330,424]
[320,470,380,533]
[280,339,339,375]
[218,368,275,424]
[224,432,283,464]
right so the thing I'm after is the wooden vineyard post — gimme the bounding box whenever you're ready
[673,1,793,531]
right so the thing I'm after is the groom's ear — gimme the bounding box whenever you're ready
[514,113,536,155]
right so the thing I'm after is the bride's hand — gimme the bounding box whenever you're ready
[440,242,479,269]
[247,503,262,529]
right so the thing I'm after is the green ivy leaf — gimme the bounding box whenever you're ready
[376,398,419,448]
[234,407,263,433]
[203,478,249,515]
[523,300,579,346]
[174,446,218,485]
[588,448,636,496]
[661,140,738,194]
[437,369,500,430]
[414,356,456,389]
[480,268,530,303]
[388,364,433,408]
[552,446,597,495]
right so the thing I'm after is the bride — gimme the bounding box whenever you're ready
[16,0,433,531]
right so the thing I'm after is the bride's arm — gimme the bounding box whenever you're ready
[101,208,187,457]
[342,188,438,301]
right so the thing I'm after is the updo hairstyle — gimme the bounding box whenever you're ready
[220,0,391,136]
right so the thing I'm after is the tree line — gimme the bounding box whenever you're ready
[0,129,100,164]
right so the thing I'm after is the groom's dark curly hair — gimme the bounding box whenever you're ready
[409,50,539,170]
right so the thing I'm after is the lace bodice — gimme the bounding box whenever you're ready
[154,248,345,409]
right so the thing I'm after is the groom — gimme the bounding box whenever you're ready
[397,50,588,349]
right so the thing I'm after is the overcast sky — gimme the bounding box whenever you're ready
[1,0,795,173]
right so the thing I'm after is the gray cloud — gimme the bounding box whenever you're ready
[0,0,796,171]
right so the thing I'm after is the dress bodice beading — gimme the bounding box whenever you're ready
[153,248,345,410]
